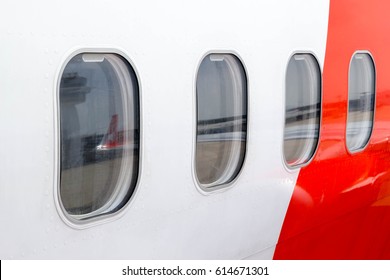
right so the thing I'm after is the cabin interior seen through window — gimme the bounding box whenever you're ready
[283,53,321,167]
[346,52,375,152]
[59,53,139,221]
[195,54,247,189]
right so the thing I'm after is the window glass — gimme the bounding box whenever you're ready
[59,53,139,221]
[347,53,375,152]
[283,54,321,167]
[195,54,247,189]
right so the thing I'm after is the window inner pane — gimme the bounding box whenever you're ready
[60,53,139,220]
[347,53,375,152]
[284,54,321,167]
[196,54,247,188]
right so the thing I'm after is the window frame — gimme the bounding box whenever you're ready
[346,51,376,154]
[283,51,323,170]
[54,48,142,229]
[193,51,249,193]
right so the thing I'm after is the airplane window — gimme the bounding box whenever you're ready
[59,53,139,222]
[346,52,375,152]
[283,53,321,167]
[195,54,247,190]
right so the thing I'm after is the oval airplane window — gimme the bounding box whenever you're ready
[195,53,247,190]
[283,53,321,167]
[346,52,375,152]
[59,53,139,222]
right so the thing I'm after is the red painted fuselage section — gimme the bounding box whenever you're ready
[274,0,390,259]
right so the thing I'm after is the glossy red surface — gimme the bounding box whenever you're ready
[274,0,390,259]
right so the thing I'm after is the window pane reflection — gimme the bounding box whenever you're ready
[284,54,321,167]
[347,53,375,152]
[60,53,139,220]
[196,54,247,189]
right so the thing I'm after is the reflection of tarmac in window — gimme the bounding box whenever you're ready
[196,141,245,185]
[61,157,123,215]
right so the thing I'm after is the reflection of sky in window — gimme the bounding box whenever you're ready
[349,55,375,102]
[285,55,321,111]
[62,57,124,136]
[197,55,246,121]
